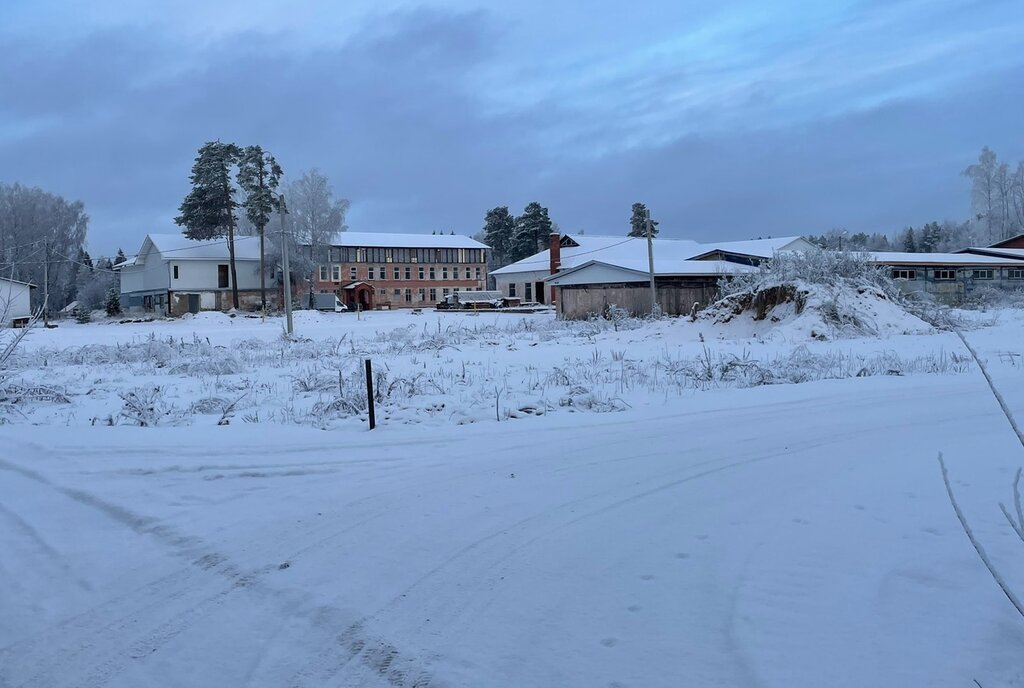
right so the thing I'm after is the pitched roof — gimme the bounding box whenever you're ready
[330,232,488,249]
[866,251,1024,265]
[491,234,808,276]
[491,234,704,276]
[544,259,756,286]
[144,234,262,261]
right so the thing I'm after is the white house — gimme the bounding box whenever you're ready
[119,234,266,315]
[0,277,34,326]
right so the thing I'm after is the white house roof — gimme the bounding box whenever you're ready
[330,232,489,249]
[491,235,704,276]
[866,251,1024,265]
[0,276,36,287]
[956,247,1024,260]
[545,259,757,286]
[143,233,262,261]
[688,236,814,259]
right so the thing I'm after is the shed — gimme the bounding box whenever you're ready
[0,277,35,326]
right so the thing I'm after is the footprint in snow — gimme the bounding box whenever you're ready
[600,637,619,648]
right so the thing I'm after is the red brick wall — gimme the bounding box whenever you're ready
[312,261,487,308]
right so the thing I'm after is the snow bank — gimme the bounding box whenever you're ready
[703,281,934,340]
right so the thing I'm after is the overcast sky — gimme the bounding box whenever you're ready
[2,0,1023,255]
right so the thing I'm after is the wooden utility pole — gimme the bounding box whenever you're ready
[42,239,49,327]
[279,194,293,336]
[645,208,657,314]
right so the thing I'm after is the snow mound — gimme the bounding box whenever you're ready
[702,281,934,340]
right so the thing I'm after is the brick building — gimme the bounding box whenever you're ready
[307,232,490,309]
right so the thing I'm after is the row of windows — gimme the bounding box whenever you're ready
[506,283,534,300]
[319,265,483,282]
[324,247,486,264]
[891,268,1019,280]
[321,286,482,302]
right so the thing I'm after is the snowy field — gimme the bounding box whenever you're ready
[2,307,1024,686]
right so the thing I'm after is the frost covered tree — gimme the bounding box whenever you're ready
[901,228,917,253]
[282,169,349,300]
[628,202,658,238]
[483,206,515,268]
[509,202,552,262]
[237,145,284,311]
[75,256,117,310]
[175,141,243,309]
[104,288,121,316]
[0,183,89,313]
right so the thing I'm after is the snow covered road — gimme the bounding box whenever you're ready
[2,371,1023,687]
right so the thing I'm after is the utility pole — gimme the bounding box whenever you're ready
[42,238,49,327]
[279,194,293,336]
[645,207,657,315]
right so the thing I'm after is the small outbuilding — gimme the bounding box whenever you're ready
[0,277,34,326]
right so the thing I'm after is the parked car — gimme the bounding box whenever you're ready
[313,293,348,312]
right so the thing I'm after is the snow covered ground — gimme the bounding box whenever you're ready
[2,308,1024,686]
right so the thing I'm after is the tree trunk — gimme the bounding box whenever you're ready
[227,222,239,309]
[259,225,266,311]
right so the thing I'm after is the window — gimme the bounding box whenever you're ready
[933,269,956,280]
[349,266,357,280]
[891,269,916,280]
[319,265,329,281]
[475,267,481,280]
[1009,269,1024,280]
[442,288,450,297]
[380,265,386,279]
[429,267,436,280]
[418,266,425,280]
[173,265,179,280]
[368,266,375,280]
[332,265,342,282]
[442,267,449,280]
[452,267,459,280]
[525,282,533,301]
[972,269,994,280]
[454,287,460,293]
[405,266,411,280]
[508,283,517,297]
[218,264,229,288]
[405,288,412,303]
[394,267,401,280]
[429,288,436,302]
[418,288,425,302]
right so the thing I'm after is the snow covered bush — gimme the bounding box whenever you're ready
[707,250,931,339]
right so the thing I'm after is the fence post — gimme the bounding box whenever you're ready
[365,358,376,430]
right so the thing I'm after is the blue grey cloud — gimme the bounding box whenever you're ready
[1,1,1022,254]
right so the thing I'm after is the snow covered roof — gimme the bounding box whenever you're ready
[688,236,815,260]
[330,232,489,249]
[491,235,704,276]
[453,290,504,302]
[866,251,1024,265]
[492,234,811,277]
[545,259,756,286]
[142,234,262,261]
[0,276,35,287]
[956,247,1024,260]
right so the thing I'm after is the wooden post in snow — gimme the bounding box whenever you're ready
[365,358,376,430]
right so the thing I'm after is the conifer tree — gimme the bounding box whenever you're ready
[510,202,553,262]
[104,288,121,316]
[114,248,127,266]
[237,145,284,311]
[628,202,659,237]
[483,206,515,267]
[176,141,243,309]
[902,227,917,253]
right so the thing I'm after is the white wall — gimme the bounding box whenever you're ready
[0,279,32,324]
[493,269,549,299]
[169,259,261,291]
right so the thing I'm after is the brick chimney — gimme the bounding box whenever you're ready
[549,232,561,304]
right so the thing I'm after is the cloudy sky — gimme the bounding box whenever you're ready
[2,0,1023,254]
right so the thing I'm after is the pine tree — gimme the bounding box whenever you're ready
[237,145,284,311]
[483,206,515,267]
[104,288,121,316]
[902,227,917,253]
[80,250,94,271]
[628,202,659,237]
[510,202,553,262]
[176,141,243,309]
[114,248,127,265]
